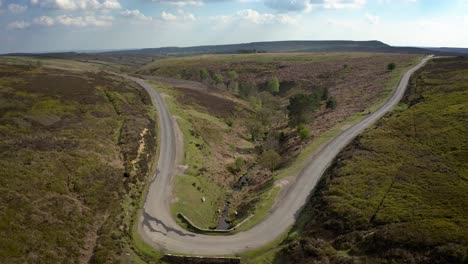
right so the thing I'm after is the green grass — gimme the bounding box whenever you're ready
[151,82,227,229]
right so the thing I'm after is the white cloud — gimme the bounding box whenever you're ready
[321,0,366,9]
[7,21,31,29]
[121,9,152,21]
[153,0,204,7]
[265,0,366,12]
[365,13,380,24]
[8,4,28,13]
[265,0,312,12]
[161,10,196,21]
[30,15,112,27]
[30,0,121,11]
[33,15,55,26]
[55,15,112,26]
[237,9,297,24]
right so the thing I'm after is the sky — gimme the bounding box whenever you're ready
[0,0,467,53]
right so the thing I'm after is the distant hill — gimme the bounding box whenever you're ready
[103,40,457,56]
[425,47,468,54]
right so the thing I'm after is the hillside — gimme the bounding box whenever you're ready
[104,41,442,56]
[0,61,157,263]
[136,52,422,232]
[269,56,468,264]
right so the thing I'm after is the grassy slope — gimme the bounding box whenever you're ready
[151,82,241,229]
[0,63,157,263]
[267,57,468,264]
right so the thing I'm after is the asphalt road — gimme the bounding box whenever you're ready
[133,56,432,255]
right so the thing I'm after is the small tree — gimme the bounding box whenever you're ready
[259,150,281,171]
[213,73,224,85]
[267,77,280,94]
[200,68,210,80]
[326,96,337,109]
[297,125,311,140]
[228,81,239,93]
[227,70,238,80]
[287,93,321,127]
[387,63,396,71]
[246,119,265,141]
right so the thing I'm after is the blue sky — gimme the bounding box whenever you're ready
[0,0,467,53]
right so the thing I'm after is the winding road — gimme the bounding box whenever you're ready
[133,56,432,255]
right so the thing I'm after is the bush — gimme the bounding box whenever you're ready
[268,77,280,94]
[326,97,337,109]
[213,73,224,84]
[259,149,282,171]
[387,63,396,71]
[297,125,311,140]
[227,157,245,174]
[200,68,210,80]
[227,70,238,80]
[225,117,234,127]
[287,93,321,127]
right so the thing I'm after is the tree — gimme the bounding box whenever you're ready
[258,91,281,111]
[387,63,396,71]
[246,119,266,141]
[227,70,238,80]
[326,96,337,109]
[287,93,321,127]
[228,81,239,93]
[259,150,281,171]
[297,125,311,140]
[213,73,224,85]
[200,68,210,80]
[267,77,280,94]
[239,82,258,99]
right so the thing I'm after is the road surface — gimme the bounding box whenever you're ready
[133,56,432,255]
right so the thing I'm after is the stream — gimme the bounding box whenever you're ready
[215,171,250,230]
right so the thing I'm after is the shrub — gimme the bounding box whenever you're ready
[259,149,282,171]
[227,157,245,174]
[287,93,321,127]
[326,97,337,109]
[200,68,210,80]
[387,63,396,71]
[268,77,280,94]
[225,117,234,127]
[227,70,238,80]
[297,125,311,140]
[213,73,224,84]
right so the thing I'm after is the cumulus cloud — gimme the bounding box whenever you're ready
[30,15,113,27]
[265,0,366,12]
[33,15,55,26]
[365,13,380,24]
[237,9,297,24]
[153,0,204,7]
[212,9,297,25]
[265,0,312,12]
[121,9,152,21]
[8,4,28,13]
[7,21,31,29]
[160,10,196,21]
[30,0,121,11]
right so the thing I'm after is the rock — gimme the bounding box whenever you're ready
[201,197,206,202]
